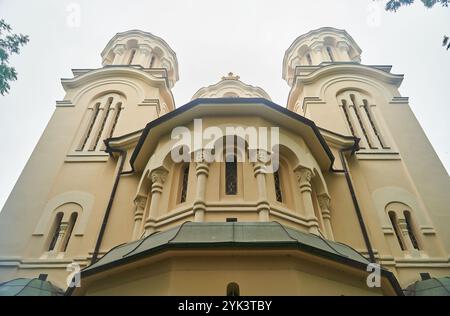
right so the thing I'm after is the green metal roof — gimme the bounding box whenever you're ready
[83,222,371,275]
[0,278,64,296]
[404,277,450,296]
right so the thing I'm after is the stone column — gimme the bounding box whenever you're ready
[112,44,126,65]
[346,99,369,149]
[295,167,320,235]
[51,222,68,253]
[252,151,270,222]
[398,218,416,252]
[336,42,351,61]
[144,169,167,235]
[137,44,152,68]
[85,99,107,151]
[311,43,324,64]
[193,152,210,222]
[98,105,117,151]
[318,194,334,241]
[355,97,382,149]
[132,195,147,240]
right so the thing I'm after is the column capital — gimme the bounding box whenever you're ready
[336,41,350,50]
[194,150,212,164]
[252,150,270,176]
[310,42,324,52]
[138,43,152,55]
[58,222,69,237]
[194,151,210,177]
[317,194,331,210]
[398,218,409,235]
[113,44,126,55]
[150,169,168,185]
[295,167,313,193]
[295,167,312,184]
[133,195,147,210]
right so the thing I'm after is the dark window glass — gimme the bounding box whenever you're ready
[327,46,334,61]
[225,156,237,195]
[274,171,283,203]
[62,213,78,252]
[404,211,420,250]
[48,213,63,251]
[389,211,405,251]
[180,165,189,203]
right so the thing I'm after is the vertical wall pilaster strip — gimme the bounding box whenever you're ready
[345,98,369,148]
[354,95,381,149]
[91,97,114,151]
[98,102,122,151]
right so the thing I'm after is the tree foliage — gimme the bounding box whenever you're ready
[0,19,29,96]
[384,0,449,49]
[385,0,448,12]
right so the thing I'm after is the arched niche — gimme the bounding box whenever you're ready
[33,191,94,237]
[372,186,435,235]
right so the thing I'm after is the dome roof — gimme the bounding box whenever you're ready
[0,278,64,296]
[404,277,450,296]
[191,73,271,100]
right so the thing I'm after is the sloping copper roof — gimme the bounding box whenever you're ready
[83,221,371,275]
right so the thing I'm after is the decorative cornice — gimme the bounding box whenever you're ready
[61,66,170,91]
[294,63,404,87]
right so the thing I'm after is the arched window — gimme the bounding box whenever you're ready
[388,211,405,251]
[306,53,313,65]
[108,102,122,138]
[92,97,114,150]
[326,46,335,62]
[128,49,136,65]
[349,94,371,147]
[404,211,420,250]
[274,170,283,203]
[337,91,388,150]
[362,99,386,148]
[179,165,189,204]
[227,282,240,296]
[77,94,125,152]
[225,155,238,195]
[149,55,155,68]
[340,99,355,136]
[48,213,63,252]
[79,102,100,151]
[62,213,78,252]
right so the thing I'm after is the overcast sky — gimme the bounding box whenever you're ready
[0,0,449,210]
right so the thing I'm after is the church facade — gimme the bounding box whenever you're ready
[0,27,449,296]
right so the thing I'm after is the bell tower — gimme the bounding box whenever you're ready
[282,27,404,151]
[60,30,179,161]
[101,30,179,88]
[283,27,361,86]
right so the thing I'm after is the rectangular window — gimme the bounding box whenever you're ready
[225,159,237,195]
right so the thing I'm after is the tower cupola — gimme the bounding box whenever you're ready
[101,30,179,88]
[283,27,362,86]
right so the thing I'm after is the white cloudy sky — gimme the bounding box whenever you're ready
[0,0,449,209]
